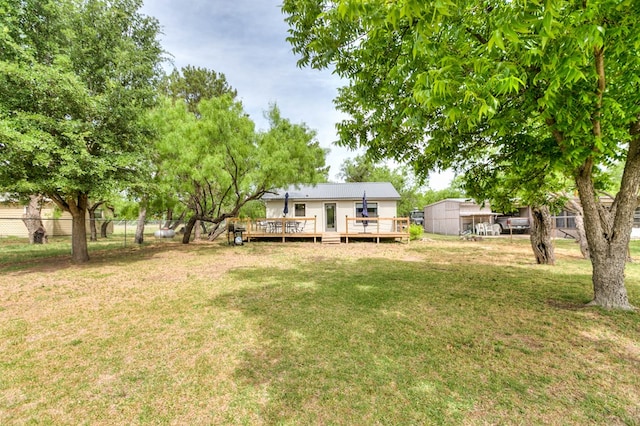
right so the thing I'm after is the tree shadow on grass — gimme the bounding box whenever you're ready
[0,240,226,275]
[211,257,640,425]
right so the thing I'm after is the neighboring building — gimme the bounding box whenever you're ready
[553,201,640,239]
[0,199,112,238]
[262,182,401,234]
[423,196,640,238]
[423,198,499,235]
[0,200,65,238]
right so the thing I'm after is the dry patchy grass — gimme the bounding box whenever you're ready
[1,236,639,424]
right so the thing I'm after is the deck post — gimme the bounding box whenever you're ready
[345,215,349,244]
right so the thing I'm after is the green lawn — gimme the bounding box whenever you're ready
[1,236,639,424]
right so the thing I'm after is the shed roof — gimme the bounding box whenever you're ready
[262,182,401,201]
[425,198,484,208]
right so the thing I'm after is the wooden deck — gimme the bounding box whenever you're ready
[228,217,410,244]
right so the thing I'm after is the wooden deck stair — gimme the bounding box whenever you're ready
[321,232,341,244]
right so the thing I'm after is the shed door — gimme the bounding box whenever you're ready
[325,203,336,232]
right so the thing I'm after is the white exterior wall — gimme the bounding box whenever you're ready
[265,199,398,233]
[265,200,324,220]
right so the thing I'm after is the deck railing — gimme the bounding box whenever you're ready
[344,216,410,243]
[228,217,319,242]
[228,216,410,243]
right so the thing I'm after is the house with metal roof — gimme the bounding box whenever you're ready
[262,182,401,235]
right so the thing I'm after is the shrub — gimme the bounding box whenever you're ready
[409,223,423,241]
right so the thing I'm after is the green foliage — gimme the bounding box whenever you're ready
[150,95,328,233]
[0,0,163,194]
[238,200,266,219]
[338,155,468,214]
[408,223,423,240]
[144,66,329,241]
[421,186,465,206]
[282,0,640,187]
[0,0,164,260]
[283,0,640,307]
[159,65,238,115]
[111,196,141,220]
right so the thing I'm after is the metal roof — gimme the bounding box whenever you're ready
[262,182,401,201]
[424,198,481,207]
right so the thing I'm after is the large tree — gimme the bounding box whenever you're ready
[128,66,240,244]
[0,0,163,262]
[151,96,328,243]
[283,0,640,309]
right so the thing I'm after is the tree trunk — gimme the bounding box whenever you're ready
[182,215,197,244]
[573,212,590,259]
[169,210,186,230]
[21,194,48,244]
[194,219,202,240]
[163,208,173,229]
[575,157,637,310]
[100,220,111,238]
[208,223,226,241]
[588,247,631,309]
[88,208,98,242]
[530,205,555,265]
[68,194,90,263]
[88,201,107,242]
[564,197,590,259]
[134,205,147,245]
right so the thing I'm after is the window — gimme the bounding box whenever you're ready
[356,202,378,219]
[294,203,306,217]
[554,210,576,229]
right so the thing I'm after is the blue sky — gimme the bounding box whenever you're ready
[139,0,453,188]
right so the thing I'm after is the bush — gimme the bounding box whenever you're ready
[409,223,423,241]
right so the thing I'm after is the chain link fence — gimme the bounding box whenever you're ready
[0,217,175,247]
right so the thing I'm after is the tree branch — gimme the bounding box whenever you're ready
[592,46,605,142]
